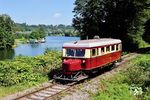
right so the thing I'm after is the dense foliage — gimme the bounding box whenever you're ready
[0,49,15,60]
[0,14,15,49]
[73,0,150,51]
[0,49,61,86]
[92,54,150,100]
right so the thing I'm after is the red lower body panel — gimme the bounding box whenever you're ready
[62,51,121,71]
[84,51,121,70]
[63,59,82,71]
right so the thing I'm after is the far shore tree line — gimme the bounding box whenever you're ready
[14,23,79,39]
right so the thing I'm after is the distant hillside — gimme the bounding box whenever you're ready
[13,23,79,37]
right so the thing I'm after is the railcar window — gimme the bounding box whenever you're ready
[66,49,74,56]
[66,49,85,57]
[106,46,110,52]
[111,45,115,51]
[101,47,104,54]
[92,48,97,56]
[116,44,119,51]
[97,48,99,55]
[76,49,85,57]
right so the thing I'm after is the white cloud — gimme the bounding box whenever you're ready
[53,13,62,18]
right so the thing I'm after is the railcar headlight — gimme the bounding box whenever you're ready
[63,59,66,62]
[82,60,85,63]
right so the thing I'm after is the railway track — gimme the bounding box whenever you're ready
[15,82,77,100]
[2,53,139,100]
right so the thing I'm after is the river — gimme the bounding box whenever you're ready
[0,36,80,60]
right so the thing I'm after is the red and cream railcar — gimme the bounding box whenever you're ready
[54,38,122,81]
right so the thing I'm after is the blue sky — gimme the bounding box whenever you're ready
[0,0,75,25]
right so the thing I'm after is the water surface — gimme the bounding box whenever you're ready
[0,36,80,60]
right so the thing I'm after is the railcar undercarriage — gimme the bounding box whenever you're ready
[53,71,88,81]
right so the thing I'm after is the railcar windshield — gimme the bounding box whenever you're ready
[66,49,85,57]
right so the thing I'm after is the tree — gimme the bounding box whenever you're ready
[29,26,46,39]
[37,26,46,38]
[73,0,150,51]
[0,14,15,49]
[29,31,39,39]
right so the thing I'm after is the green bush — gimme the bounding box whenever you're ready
[124,55,150,87]
[124,54,150,99]
[138,59,150,72]
[144,90,150,100]
[124,66,148,86]
[0,49,61,86]
[0,61,43,86]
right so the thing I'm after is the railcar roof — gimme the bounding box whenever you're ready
[63,38,121,48]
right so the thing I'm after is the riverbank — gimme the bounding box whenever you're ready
[0,49,61,98]
[14,38,27,46]
[14,38,46,47]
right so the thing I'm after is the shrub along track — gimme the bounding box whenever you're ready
[1,53,140,100]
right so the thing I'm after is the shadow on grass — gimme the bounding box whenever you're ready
[136,47,150,54]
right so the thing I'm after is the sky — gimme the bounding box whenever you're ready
[0,0,75,25]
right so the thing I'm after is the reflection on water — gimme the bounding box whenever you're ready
[0,36,80,60]
[0,49,15,60]
[30,44,40,48]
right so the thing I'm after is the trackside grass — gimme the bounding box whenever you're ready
[92,54,150,100]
